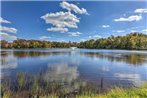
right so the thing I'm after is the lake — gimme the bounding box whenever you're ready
[1,49,147,92]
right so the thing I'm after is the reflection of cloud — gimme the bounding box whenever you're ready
[114,73,140,79]
[114,73,144,86]
[102,65,109,72]
[0,71,11,79]
[1,52,17,69]
[1,52,18,79]
[44,63,79,83]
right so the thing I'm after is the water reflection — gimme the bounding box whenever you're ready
[1,50,147,66]
[113,73,144,87]
[44,63,79,83]
[81,52,147,65]
[13,51,68,58]
[1,49,147,90]
[1,51,17,69]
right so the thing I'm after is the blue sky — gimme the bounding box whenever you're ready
[1,1,147,42]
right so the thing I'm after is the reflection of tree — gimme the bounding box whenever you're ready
[13,51,68,58]
[81,52,147,66]
[44,63,79,83]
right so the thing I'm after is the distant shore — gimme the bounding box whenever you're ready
[1,33,147,50]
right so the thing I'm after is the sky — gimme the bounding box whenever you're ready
[0,1,147,42]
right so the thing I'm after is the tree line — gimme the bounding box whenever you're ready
[80,33,147,50]
[0,39,78,48]
[1,33,147,50]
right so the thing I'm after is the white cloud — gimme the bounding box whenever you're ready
[89,35,101,39]
[0,17,17,42]
[68,32,82,36]
[127,26,143,30]
[41,11,79,33]
[60,1,88,15]
[113,30,125,33]
[130,30,138,32]
[102,25,110,28]
[134,8,147,14]
[39,36,51,40]
[80,38,87,41]
[41,2,87,34]
[47,27,68,33]
[41,11,79,28]
[0,32,17,41]
[142,29,147,32]
[93,35,101,38]
[88,36,92,38]
[114,15,142,22]
[0,17,11,24]
[0,26,17,34]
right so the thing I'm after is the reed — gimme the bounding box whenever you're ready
[1,72,147,98]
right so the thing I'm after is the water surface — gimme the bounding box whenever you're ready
[1,49,147,91]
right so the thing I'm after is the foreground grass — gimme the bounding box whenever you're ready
[77,86,147,98]
[39,85,147,98]
[1,72,147,98]
[3,84,146,98]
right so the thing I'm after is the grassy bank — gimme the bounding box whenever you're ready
[1,72,147,98]
[76,85,147,98]
[27,84,147,98]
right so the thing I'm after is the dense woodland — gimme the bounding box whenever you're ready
[1,33,147,50]
[79,33,147,50]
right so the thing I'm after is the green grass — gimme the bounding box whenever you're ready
[76,84,147,98]
[1,72,147,98]
[37,84,147,98]
[2,83,146,98]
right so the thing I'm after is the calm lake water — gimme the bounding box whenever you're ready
[1,49,147,90]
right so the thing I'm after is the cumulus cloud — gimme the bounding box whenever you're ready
[41,11,79,33]
[0,32,17,41]
[0,17,17,42]
[68,32,82,36]
[60,1,88,15]
[39,36,51,40]
[41,1,88,34]
[0,26,17,34]
[41,11,79,28]
[47,27,68,32]
[0,17,11,24]
[102,25,110,28]
[134,8,147,14]
[114,15,142,22]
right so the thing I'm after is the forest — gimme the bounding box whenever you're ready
[1,33,147,50]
